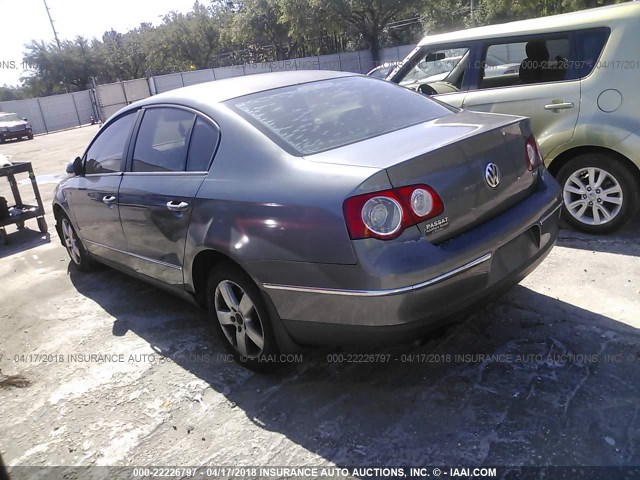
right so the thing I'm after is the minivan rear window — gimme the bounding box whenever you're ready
[226,77,453,156]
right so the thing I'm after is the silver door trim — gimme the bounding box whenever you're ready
[84,239,183,271]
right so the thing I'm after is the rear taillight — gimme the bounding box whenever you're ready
[343,184,444,240]
[525,135,543,171]
[396,185,444,223]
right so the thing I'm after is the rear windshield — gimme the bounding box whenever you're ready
[226,76,453,156]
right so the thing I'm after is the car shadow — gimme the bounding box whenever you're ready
[557,214,640,257]
[67,264,640,467]
[0,227,50,259]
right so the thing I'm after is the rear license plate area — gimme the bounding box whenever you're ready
[489,225,540,283]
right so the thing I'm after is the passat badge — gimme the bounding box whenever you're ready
[424,216,449,235]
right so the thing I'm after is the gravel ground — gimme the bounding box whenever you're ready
[0,127,639,474]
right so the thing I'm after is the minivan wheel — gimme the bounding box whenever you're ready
[59,214,98,271]
[557,154,638,234]
[206,263,280,371]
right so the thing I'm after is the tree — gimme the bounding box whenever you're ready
[160,3,223,70]
[21,37,104,95]
[473,0,626,26]
[322,0,416,61]
[229,0,296,61]
[0,86,27,101]
[101,25,151,81]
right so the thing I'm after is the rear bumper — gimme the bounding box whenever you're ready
[281,236,555,346]
[259,170,562,346]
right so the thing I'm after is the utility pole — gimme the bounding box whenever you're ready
[43,0,62,50]
[42,0,68,93]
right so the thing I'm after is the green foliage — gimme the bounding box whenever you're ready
[0,86,28,101]
[474,0,627,26]
[321,0,421,60]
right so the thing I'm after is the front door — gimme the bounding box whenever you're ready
[67,110,138,264]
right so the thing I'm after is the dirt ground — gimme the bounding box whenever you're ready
[0,127,639,473]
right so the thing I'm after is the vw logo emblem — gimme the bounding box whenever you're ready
[485,163,500,189]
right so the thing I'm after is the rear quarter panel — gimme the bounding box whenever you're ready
[184,107,386,283]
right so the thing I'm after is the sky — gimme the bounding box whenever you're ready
[0,0,198,87]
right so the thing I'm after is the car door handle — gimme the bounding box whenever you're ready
[166,201,189,212]
[102,195,117,204]
[544,102,574,111]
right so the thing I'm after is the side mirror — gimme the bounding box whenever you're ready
[22,117,28,122]
[66,156,84,176]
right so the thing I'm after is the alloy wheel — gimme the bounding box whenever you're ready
[61,218,81,265]
[214,280,265,358]
[563,167,623,226]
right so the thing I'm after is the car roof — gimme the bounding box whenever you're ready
[418,2,640,46]
[142,70,357,107]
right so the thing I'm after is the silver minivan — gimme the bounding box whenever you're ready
[390,2,640,233]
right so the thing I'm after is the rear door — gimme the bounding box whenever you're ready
[118,106,219,286]
[461,33,581,158]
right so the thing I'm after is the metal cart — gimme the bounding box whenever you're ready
[0,161,48,245]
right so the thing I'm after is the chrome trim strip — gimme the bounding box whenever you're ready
[122,171,208,176]
[84,172,123,177]
[540,202,563,224]
[85,240,183,271]
[263,253,492,297]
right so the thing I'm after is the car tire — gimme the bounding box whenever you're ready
[27,134,33,140]
[556,153,639,234]
[206,263,280,371]
[58,213,98,272]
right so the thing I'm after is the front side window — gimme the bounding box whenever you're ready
[479,36,572,89]
[227,76,453,156]
[399,47,470,88]
[84,111,137,175]
[132,108,195,172]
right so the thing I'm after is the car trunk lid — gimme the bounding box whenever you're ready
[307,110,538,242]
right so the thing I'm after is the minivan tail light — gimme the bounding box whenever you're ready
[525,135,543,171]
[343,184,444,240]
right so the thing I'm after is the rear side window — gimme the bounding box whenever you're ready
[575,28,610,79]
[479,36,572,89]
[186,117,219,171]
[84,111,137,175]
[226,76,453,156]
[132,108,195,172]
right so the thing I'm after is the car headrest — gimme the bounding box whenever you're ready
[525,41,549,61]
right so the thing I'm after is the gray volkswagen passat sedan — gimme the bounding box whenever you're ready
[53,71,562,370]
